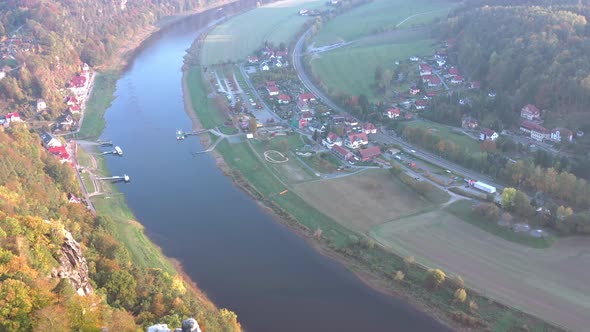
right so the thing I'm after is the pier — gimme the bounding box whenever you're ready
[97,174,130,183]
[176,129,211,140]
[101,146,123,156]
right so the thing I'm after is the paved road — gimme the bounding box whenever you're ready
[293,29,503,191]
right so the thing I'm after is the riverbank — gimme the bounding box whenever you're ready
[70,4,250,331]
[183,33,563,332]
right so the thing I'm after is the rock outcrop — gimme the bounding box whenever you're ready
[52,229,93,296]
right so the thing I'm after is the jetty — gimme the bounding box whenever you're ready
[97,174,130,183]
[176,129,210,140]
[98,140,113,147]
[101,146,123,156]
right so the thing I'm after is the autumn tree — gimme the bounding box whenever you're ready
[454,288,467,303]
[426,269,446,290]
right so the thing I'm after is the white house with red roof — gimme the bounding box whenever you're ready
[277,94,291,104]
[359,146,381,161]
[68,193,81,204]
[550,128,573,143]
[301,111,313,121]
[450,75,464,84]
[323,132,343,147]
[266,85,279,96]
[363,122,377,134]
[65,96,79,106]
[419,63,432,76]
[422,74,432,83]
[5,112,21,123]
[69,105,81,114]
[448,67,459,76]
[346,132,368,149]
[415,100,427,110]
[70,75,87,89]
[299,93,316,103]
[520,120,548,142]
[385,108,400,119]
[520,104,541,121]
[247,55,259,63]
[297,99,311,112]
[479,128,498,141]
[48,146,70,164]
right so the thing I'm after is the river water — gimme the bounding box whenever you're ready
[100,4,450,332]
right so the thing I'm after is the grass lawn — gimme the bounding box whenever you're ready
[313,0,453,46]
[186,68,226,128]
[405,120,482,154]
[201,0,324,65]
[304,152,342,173]
[77,71,118,139]
[445,200,554,249]
[310,37,435,100]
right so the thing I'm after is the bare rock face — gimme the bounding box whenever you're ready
[52,230,93,296]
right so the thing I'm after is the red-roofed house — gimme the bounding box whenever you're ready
[266,81,276,87]
[297,100,311,112]
[422,74,432,83]
[404,112,414,120]
[450,75,464,84]
[462,116,479,129]
[65,96,79,106]
[346,132,368,149]
[266,85,279,96]
[550,128,573,143]
[69,105,81,114]
[520,120,548,142]
[428,76,441,87]
[275,50,288,59]
[363,122,377,134]
[277,94,291,104]
[448,67,459,76]
[48,146,70,163]
[248,56,259,63]
[323,132,343,147]
[479,128,498,141]
[415,100,427,110]
[521,104,541,121]
[470,81,481,89]
[301,111,313,121]
[5,112,21,123]
[359,146,381,161]
[409,86,420,95]
[385,108,400,119]
[299,93,316,103]
[70,75,87,88]
[332,145,354,161]
[419,64,432,76]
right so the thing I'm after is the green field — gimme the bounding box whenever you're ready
[201,0,324,65]
[311,36,435,100]
[186,67,226,128]
[313,0,453,46]
[77,71,118,139]
[405,120,482,153]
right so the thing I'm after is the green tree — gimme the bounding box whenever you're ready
[104,270,137,309]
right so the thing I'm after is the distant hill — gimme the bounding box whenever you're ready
[0,0,230,117]
[442,0,590,130]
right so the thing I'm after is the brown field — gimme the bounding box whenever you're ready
[370,210,590,332]
[293,170,437,232]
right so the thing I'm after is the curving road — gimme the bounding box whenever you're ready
[292,29,503,191]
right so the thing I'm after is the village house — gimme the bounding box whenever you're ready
[520,104,541,121]
[266,85,279,96]
[462,116,479,129]
[404,112,414,120]
[65,96,79,106]
[409,86,420,95]
[470,81,481,89]
[550,128,573,143]
[37,99,47,112]
[300,111,313,121]
[520,120,548,142]
[409,56,420,62]
[362,122,377,134]
[422,74,432,83]
[344,117,358,126]
[359,146,381,161]
[448,67,459,77]
[308,122,326,134]
[261,62,270,71]
[48,146,70,164]
[419,63,432,76]
[60,114,74,127]
[81,62,90,73]
[68,193,81,204]
[450,75,464,84]
[299,93,316,103]
[480,128,498,141]
[40,131,62,148]
[277,94,291,104]
[332,145,354,161]
[428,76,441,87]
[297,99,311,112]
[323,132,343,147]
[384,108,400,119]
[247,55,259,64]
[415,100,427,110]
[69,104,81,114]
[5,112,22,123]
[346,132,368,149]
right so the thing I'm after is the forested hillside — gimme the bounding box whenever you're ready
[442,0,590,129]
[0,0,230,118]
[0,125,240,330]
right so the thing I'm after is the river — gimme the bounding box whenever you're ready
[100,3,450,332]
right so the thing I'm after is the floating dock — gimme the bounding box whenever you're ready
[97,174,130,183]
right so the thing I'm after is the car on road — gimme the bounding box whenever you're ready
[410,149,416,153]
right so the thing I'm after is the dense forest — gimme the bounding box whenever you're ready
[0,125,240,330]
[0,0,230,118]
[442,0,590,130]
